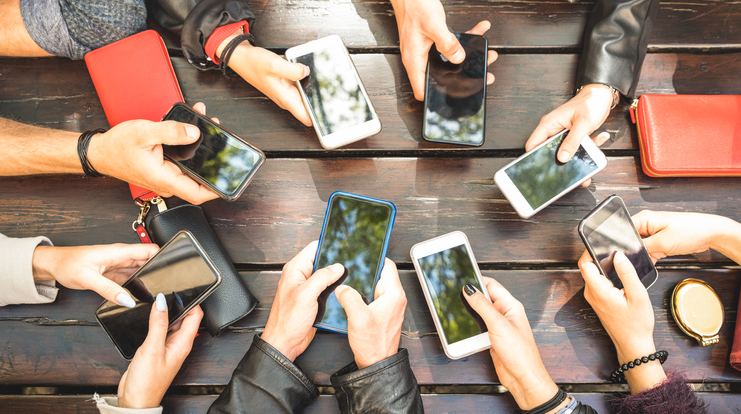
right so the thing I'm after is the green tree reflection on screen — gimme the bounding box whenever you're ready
[315,195,392,330]
[505,136,598,208]
[418,245,485,344]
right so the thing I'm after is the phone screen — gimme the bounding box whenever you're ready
[314,193,395,332]
[417,244,487,344]
[581,198,656,289]
[423,33,487,145]
[504,132,599,209]
[162,104,264,198]
[96,232,220,360]
[291,45,373,136]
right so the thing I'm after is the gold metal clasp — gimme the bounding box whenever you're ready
[151,196,168,213]
[132,202,151,231]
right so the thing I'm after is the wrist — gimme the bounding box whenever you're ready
[32,246,57,282]
[260,329,299,362]
[508,373,559,410]
[615,339,657,364]
[355,349,395,370]
[710,216,741,254]
[577,84,618,109]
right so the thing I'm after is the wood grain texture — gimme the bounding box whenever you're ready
[1,157,739,266]
[2,270,739,386]
[2,52,740,153]
[4,393,737,413]
[243,0,741,50]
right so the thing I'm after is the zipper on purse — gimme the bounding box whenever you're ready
[629,98,639,124]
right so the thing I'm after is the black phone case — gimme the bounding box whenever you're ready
[147,204,257,336]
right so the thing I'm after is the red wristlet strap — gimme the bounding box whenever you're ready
[205,21,249,64]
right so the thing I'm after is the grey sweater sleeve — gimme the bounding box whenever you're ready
[20,0,147,59]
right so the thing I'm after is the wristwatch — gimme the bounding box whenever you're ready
[575,84,620,109]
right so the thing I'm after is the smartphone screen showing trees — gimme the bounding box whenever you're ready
[96,232,220,360]
[504,133,599,209]
[423,33,487,146]
[581,200,656,289]
[162,104,264,199]
[314,193,395,332]
[417,244,487,344]
[292,47,373,136]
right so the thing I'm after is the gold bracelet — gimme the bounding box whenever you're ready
[575,84,620,109]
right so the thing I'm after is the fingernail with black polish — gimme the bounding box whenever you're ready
[463,284,477,296]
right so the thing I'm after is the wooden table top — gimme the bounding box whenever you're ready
[1,0,741,412]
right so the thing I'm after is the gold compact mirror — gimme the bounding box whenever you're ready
[671,279,724,346]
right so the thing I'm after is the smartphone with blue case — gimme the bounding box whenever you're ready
[313,191,396,333]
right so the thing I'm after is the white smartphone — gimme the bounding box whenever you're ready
[285,35,382,149]
[410,231,491,360]
[494,130,608,218]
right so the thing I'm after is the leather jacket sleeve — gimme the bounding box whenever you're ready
[575,0,660,97]
[207,334,319,414]
[180,0,255,69]
[330,349,424,414]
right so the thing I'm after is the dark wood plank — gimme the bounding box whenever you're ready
[2,53,740,153]
[1,157,739,266]
[2,270,739,386]
[244,0,741,50]
[0,393,740,414]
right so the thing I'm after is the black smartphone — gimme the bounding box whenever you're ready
[95,231,222,360]
[161,102,265,201]
[422,33,488,146]
[578,195,658,290]
[313,191,396,333]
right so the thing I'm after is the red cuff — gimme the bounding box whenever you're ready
[205,21,249,64]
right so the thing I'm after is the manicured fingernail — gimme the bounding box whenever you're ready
[558,150,570,163]
[614,251,628,263]
[451,49,465,63]
[155,293,167,312]
[463,284,477,296]
[116,293,136,309]
[184,124,200,139]
[302,65,310,77]
[329,263,344,273]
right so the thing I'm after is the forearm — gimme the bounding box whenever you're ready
[711,217,741,265]
[575,0,660,97]
[0,0,52,57]
[0,118,81,176]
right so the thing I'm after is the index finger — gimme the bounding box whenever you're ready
[577,250,614,295]
[526,118,568,152]
[166,305,204,362]
[157,162,220,205]
[283,241,320,281]
[373,258,403,300]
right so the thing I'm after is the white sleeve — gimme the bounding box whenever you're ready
[0,233,58,306]
[94,394,163,414]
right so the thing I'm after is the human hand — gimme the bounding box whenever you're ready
[631,210,741,262]
[335,259,407,369]
[391,0,497,100]
[87,102,220,205]
[118,294,203,408]
[462,278,559,410]
[32,243,159,308]
[578,250,666,392]
[220,35,312,126]
[526,84,614,186]
[261,241,346,362]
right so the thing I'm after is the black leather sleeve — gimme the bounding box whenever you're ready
[330,349,424,414]
[575,0,660,97]
[207,334,320,414]
[180,0,255,69]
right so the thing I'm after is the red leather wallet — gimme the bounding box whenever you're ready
[631,94,741,177]
[85,30,185,202]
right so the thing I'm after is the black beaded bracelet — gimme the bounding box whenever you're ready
[219,32,255,78]
[521,388,568,414]
[610,350,668,383]
[77,128,107,177]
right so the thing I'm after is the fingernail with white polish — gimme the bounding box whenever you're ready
[116,293,136,309]
[184,124,200,139]
[303,65,310,77]
[155,293,167,312]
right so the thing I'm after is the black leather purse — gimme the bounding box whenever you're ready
[146,204,258,336]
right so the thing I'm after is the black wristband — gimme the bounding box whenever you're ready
[219,33,255,78]
[610,350,668,383]
[521,388,568,414]
[77,128,107,177]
